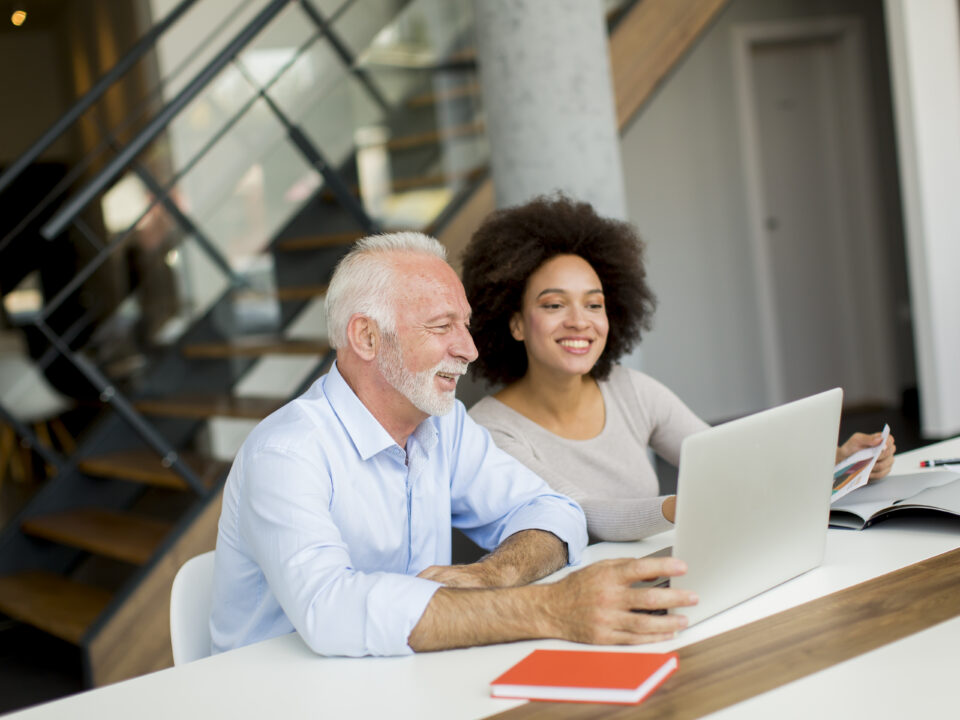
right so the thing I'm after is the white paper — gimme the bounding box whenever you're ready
[830,424,890,504]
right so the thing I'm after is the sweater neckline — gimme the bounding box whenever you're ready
[482,380,612,444]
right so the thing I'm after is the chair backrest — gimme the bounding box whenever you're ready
[170,550,216,665]
[0,353,72,422]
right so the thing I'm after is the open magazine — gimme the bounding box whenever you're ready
[829,469,960,529]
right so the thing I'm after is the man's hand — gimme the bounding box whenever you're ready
[837,431,897,479]
[408,554,698,652]
[543,556,697,644]
[417,529,568,589]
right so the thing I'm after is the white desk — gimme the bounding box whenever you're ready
[10,439,960,720]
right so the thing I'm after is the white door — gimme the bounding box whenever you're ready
[739,20,896,407]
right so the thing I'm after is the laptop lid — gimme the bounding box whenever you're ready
[670,387,843,627]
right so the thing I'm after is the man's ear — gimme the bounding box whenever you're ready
[509,312,525,342]
[346,313,380,361]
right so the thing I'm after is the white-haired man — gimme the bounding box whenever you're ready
[210,232,697,657]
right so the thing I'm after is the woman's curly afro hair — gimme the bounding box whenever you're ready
[461,194,656,386]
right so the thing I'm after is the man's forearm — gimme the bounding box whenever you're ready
[408,583,556,651]
[476,529,568,586]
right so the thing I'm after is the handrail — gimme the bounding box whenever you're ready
[41,0,293,241]
[0,0,200,195]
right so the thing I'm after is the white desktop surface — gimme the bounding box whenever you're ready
[9,439,960,720]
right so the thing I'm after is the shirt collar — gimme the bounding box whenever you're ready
[324,360,396,461]
[323,360,438,461]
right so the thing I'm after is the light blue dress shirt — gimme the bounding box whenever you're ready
[209,361,587,657]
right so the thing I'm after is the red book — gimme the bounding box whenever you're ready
[490,649,678,705]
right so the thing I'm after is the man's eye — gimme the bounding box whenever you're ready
[541,303,562,310]
[433,324,452,332]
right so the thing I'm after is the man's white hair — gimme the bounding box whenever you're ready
[325,231,448,348]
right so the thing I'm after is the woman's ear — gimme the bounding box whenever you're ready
[346,313,379,361]
[509,312,524,342]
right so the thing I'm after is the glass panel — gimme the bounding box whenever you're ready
[142,61,259,191]
[150,0,266,100]
[266,35,346,123]
[234,2,317,89]
[184,98,318,267]
[356,0,475,69]
[291,73,380,173]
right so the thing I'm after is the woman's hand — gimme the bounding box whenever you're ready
[836,431,897,480]
[661,495,677,523]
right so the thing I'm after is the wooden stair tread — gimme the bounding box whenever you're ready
[390,166,487,192]
[275,230,366,252]
[136,394,286,420]
[386,121,484,151]
[361,46,476,71]
[318,166,487,200]
[407,81,481,108]
[0,571,111,645]
[182,336,330,358]
[78,449,226,490]
[231,284,329,302]
[273,285,328,301]
[22,508,172,566]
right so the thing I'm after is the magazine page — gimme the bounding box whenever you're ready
[830,470,960,524]
[890,477,960,515]
[831,425,890,503]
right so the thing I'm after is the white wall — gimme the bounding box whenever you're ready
[620,0,908,423]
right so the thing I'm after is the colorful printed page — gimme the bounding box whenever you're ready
[831,424,890,504]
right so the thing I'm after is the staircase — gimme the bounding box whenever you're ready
[0,0,727,689]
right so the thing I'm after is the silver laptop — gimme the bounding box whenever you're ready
[663,388,843,627]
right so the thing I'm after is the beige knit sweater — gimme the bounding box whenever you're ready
[469,365,709,542]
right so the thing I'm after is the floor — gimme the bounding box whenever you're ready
[0,398,929,716]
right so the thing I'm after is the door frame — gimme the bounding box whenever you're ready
[732,17,896,408]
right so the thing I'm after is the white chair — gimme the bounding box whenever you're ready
[170,550,216,665]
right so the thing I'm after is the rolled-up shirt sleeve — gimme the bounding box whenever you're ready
[446,409,588,566]
[236,446,441,657]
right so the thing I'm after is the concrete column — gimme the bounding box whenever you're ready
[884,0,960,437]
[474,0,627,219]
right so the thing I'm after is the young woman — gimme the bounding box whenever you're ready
[463,195,895,541]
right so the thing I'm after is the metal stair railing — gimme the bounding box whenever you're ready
[6,0,397,495]
[40,0,293,242]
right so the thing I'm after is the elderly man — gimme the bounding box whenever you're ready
[210,232,697,657]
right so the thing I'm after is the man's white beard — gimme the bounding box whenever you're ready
[378,335,467,416]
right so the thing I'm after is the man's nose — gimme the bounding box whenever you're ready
[453,324,478,363]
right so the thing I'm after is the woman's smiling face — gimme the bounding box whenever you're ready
[511,254,609,379]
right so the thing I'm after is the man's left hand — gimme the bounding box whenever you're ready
[836,431,897,480]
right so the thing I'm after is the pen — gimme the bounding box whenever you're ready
[919,458,960,467]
